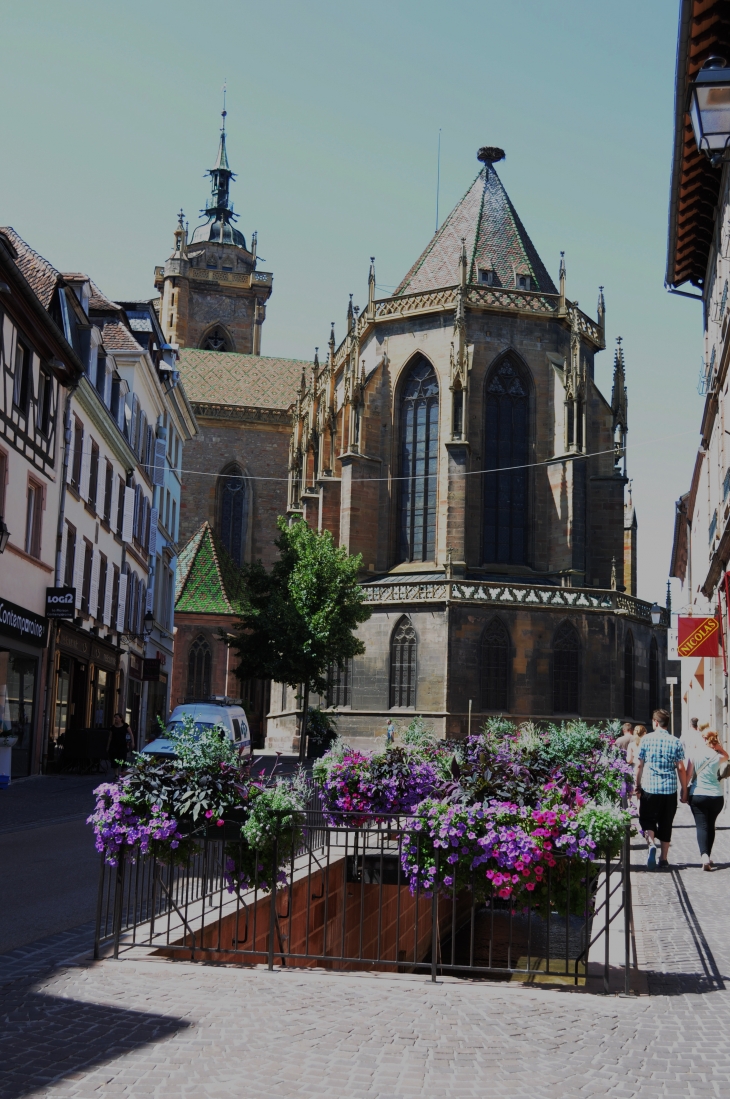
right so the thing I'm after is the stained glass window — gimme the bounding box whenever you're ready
[390,616,417,708]
[553,621,580,714]
[398,359,439,562]
[187,635,211,700]
[483,359,529,564]
[219,467,248,566]
[481,618,510,711]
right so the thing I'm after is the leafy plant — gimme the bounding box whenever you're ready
[306,707,338,758]
[227,517,371,759]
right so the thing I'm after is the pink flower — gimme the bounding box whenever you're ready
[205,810,214,819]
[217,819,224,827]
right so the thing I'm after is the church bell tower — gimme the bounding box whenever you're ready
[155,108,273,354]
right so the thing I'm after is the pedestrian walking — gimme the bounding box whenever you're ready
[626,724,647,768]
[685,729,729,870]
[107,713,134,777]
[614,721,634,751]
[634,708,687,870]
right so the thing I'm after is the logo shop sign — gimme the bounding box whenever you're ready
[45,587,76,619]
[677,616,720,658]
[0,598,48,648]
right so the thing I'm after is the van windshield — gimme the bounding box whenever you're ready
[164,721,219,738]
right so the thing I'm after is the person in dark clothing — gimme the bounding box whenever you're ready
[107,713,134,777]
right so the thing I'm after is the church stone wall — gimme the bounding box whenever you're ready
[179,413,290,570]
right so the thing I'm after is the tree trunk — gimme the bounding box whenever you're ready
[298,683,310,761]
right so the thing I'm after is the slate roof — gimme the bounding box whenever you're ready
[175,522,246,615]
[177,348,307,411]
[395,163,557,297]
[0,226,61,308]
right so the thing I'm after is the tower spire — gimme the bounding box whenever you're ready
[611,336,628,476]
[198,99,237,240]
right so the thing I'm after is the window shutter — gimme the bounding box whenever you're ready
[73,542,85,609]
[148,507,158,555]
[89,549,100,618]
[80,435,91,500]
[116,572,128,631]
[153,438,166,486]
[121,486,135,543]
[103,567,112,626]
[146,582,154,613]
[66,422,75,485]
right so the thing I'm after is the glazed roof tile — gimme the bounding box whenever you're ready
[0,226,61,309]
[178,348,307,411]
[395,164,556,296]
[175,522,246,615]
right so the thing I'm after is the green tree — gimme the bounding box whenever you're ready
[229,517,371,759]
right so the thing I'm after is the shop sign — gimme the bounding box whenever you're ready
[677,616,719,658]
[0,597,47,648]
[58,626,91,660]
[129,653,143,680]
[45,587,76,619]
[143,658,162,681]
[91,640,118,672]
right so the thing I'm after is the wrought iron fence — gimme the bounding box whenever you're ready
[95,809,632,993]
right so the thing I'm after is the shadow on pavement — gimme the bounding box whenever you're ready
[0,966,191,1099]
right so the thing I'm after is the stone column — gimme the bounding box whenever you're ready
[444,442,469,575]
[340,453,381,571]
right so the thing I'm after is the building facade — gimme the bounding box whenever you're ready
[0,231,84,776]
[1,227,197,773]
[667,1,730,739]
[265,149,667,747]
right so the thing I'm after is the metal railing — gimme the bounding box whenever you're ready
[95,809,632,993]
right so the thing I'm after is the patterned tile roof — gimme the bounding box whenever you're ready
[395,164,557,296]
[175,522,246,615]
[177,348,307,411]
[0,226,61,309]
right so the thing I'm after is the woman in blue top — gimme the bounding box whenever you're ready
[685,729,728,870]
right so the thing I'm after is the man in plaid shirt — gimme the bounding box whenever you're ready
[635,709,687,870]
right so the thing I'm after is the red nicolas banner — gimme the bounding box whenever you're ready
[677,616,719,658]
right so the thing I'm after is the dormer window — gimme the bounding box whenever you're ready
[517,274,531,291]
[207,256,217,269]
[478,268,496,286]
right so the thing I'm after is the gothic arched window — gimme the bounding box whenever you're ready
[326,659,353,708]
[218,465,248,566]
[553,621,580,714]
[481,617,510,711]
[624,632,635,719]
[483,357,529,565]
[649,637,659,719]
[187,635,211,700]
[390,616,417,708]
[398,357,439,563]
[200,326,234,352]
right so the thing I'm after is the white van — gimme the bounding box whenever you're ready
[142,702,251,759]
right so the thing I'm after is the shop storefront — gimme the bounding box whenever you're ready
[143,656,169,745]
[126,652,143,747]
[47,626,119,768]
[0,597,48,778]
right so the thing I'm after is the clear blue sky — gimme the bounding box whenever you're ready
[0,0,699,604]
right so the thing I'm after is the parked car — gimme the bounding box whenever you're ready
[142,702,251,759]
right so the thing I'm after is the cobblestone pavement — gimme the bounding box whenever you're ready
[1,803,729,1099]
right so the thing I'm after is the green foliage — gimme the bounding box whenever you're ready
[311,735,352,785]
[576,801,633,859]
[400,715,437,750]
[229,517,371,696]
[225,779,306,893]
[164,714,241,771]
[306,707,338,758]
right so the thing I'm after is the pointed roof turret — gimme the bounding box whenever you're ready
[175,522,246,615]
[395,147,556,297]
[190,105,246,249]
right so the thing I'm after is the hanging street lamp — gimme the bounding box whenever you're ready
[688,57,730,166]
